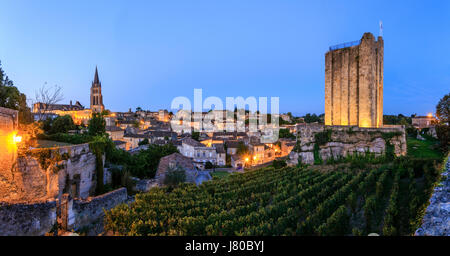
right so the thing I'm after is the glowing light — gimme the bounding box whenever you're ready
[13,135,22,143]
[253,156,257,161]
[245,157,249,162]
[427,113,433,118]
[360,119,370,128]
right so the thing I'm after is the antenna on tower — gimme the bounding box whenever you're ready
[379,20,383,37]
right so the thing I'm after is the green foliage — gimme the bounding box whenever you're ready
[205,161,214,169]
[272,159,287,169]
[407,137,443,159]
[36,133,94,144]
[42,115,76,134]
[191,131,200,141]
[104,151,444,236]
[314,129,332,146]
[88,113,106,136]
[163,166,186,186]
[0,60,33,124]
[103,135,446,236]
[89,137,108,195]
[436,93,449,124]
[303,113,323,123]
[120,143,179,179]
[435,124,449,153]
[138,138,149,146]
[211,171,231,179]
[313,143,323,165]
[279,128,296,139]
[406,126,418,137]
[383,114,412,125]
[236,141,249,156]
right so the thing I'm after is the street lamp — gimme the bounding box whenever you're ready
[13,134,22,143]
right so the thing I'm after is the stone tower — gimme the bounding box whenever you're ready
[90,66,105,113]
[325,32,383,128]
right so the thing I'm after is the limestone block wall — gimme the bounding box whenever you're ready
[325,33,383,128]
[0,188,128,236]
[0,107,19,202]
[0,143,98,203]
[0,200,57,236]
[289,124,407,165]
[70,187,127,231]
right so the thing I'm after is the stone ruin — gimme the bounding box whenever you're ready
[289,124,407,165]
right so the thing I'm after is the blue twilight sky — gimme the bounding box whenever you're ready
[0,0,449,116]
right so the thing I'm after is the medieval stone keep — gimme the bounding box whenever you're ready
[325,32,384,128]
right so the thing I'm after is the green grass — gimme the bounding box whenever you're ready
[210,170,231,179]
[407,137,443,159]
[36,140,73,148]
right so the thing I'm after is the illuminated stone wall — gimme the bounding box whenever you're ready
[289,124,407,165]
[52,109,92,125]
[0,107,19,202]
[325,33,383,128]
[0,143,98,203]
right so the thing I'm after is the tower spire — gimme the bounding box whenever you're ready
[90,66,104,113]
[93,66,100,85]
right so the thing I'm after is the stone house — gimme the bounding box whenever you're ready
[155,153,196,184]
[158,109,170,122]
[113,140,127,150]
[279,138,296,156]
[145,130,177,143]
[249,141,265,165]
[231,155,245,170]
[117,120,137,130]
[180,138,217,169]
[225,140,240,155]
[412,116,437,129]
[213,144,226,166]
[104,116,116,127]
[106,126,124,141]
[280,114,291,123]
[123,134,149,150]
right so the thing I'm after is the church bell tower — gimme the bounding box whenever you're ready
[90,66,105,113]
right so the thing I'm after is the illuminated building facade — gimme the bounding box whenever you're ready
[32,67,107,125]
[325,32,383,128]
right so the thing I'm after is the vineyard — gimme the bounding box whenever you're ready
[104,154,444,236]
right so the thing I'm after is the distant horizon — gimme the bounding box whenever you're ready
[1,1,448,116]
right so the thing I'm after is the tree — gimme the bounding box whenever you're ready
[0,61,33,124]
[205,161,214,169]
[436,93,449,124]
[303,113,320,123]
[236,141,249,156]
[163,165,186,186]
[43,115,75,134]
[272,160,287,169]
[33,83,63,121]
[138,138,149,146]
[435,124,449,153]
[279,128,295,139]
[192,131,200,141]
[88,113,106,136]
[124,143,179,179]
